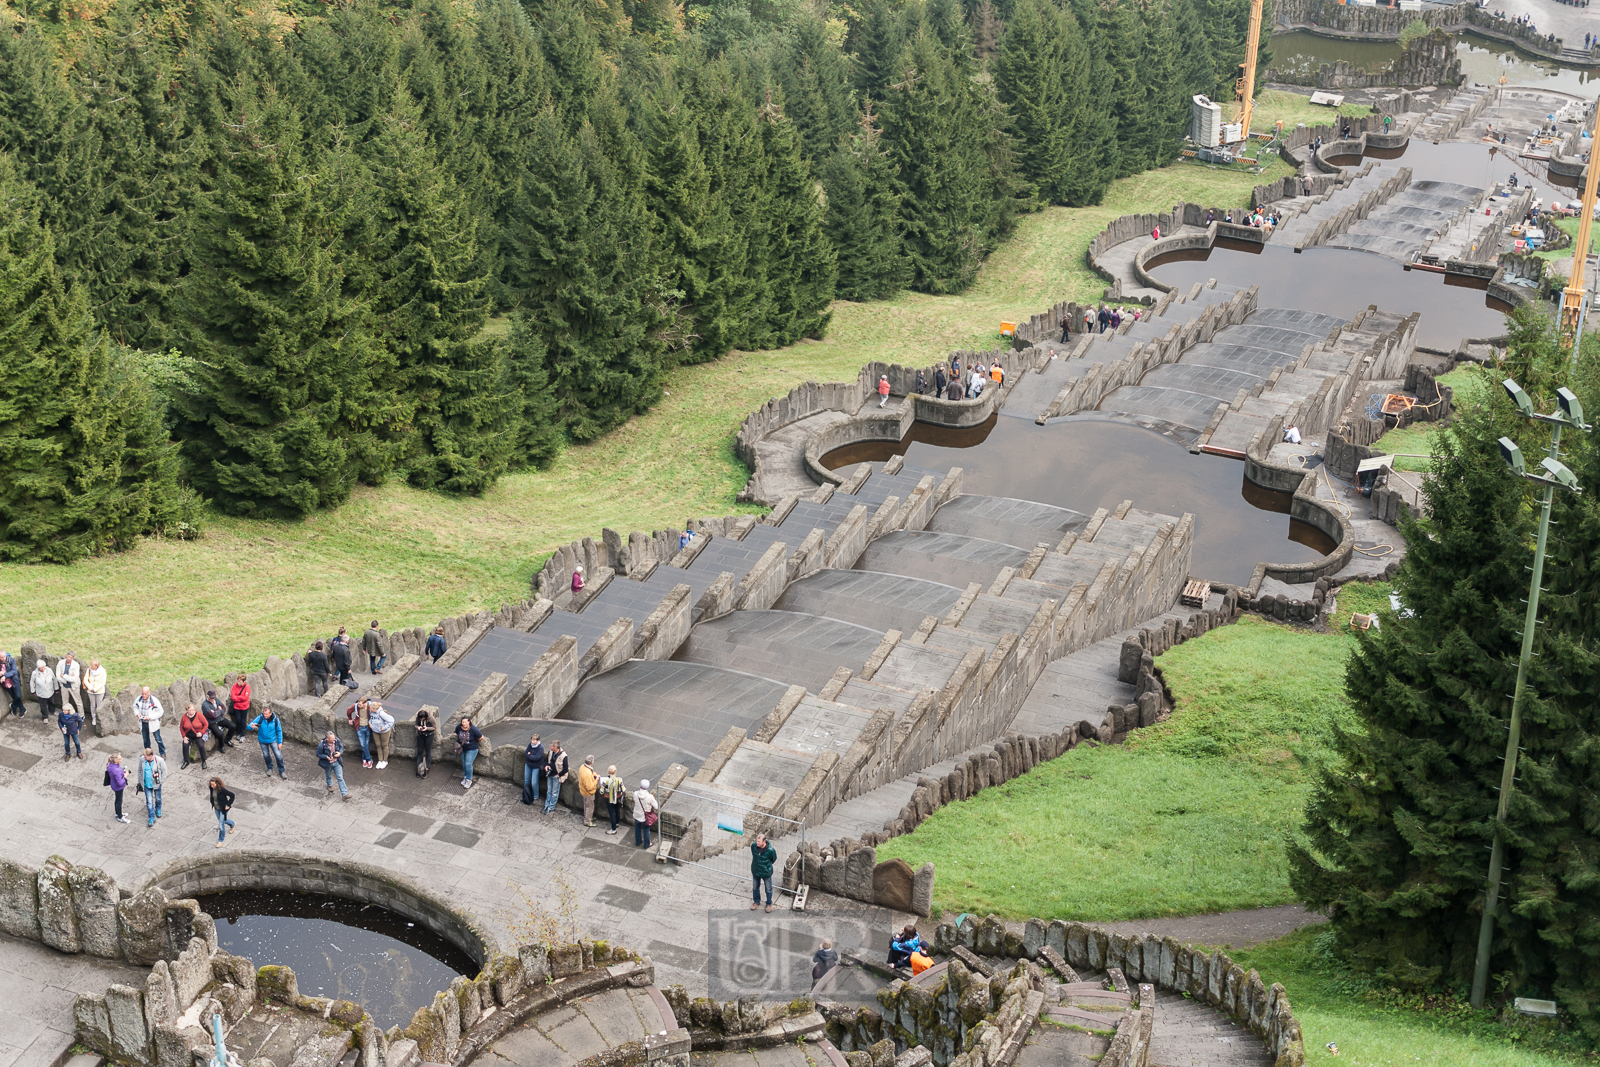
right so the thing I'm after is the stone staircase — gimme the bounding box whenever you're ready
[476,986,667,1067]
[1270,162,1393,249]
[1411,87,1491,143]
[1027,980,1133,1065]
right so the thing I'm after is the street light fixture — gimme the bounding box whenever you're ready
[1470,377,1589,1010]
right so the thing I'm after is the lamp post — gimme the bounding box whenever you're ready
[1469,379,1590,1009]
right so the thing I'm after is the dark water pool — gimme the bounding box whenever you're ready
[824,415,1336,585]
[201,890,476,1029]
[1270,30,1596,96]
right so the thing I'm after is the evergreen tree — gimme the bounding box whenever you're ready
[1061,0,1119,202]
[173,88,384,517]
[1103,0,1149,176]
[1290,314,1600,1030]
[969,0,1003,64]
[880,31,1004,293]
[777,13,857,160]
[0,156,183,562]
[819,105,910,302]
[1171,0,1219,104]
[993,0,1070,203]
[1136,0,1186,169]
[752,95,835,345]
[537,0,606,126]
[850,0,905,104]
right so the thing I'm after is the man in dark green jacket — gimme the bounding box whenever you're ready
[750,833,778,913]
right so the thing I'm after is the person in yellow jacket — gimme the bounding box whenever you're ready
[578,755,600,827]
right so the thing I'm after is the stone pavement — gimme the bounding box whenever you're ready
[480,986,665,1067]
[0,932,147,1067]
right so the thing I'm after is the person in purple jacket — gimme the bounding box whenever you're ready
[106,753,129,823]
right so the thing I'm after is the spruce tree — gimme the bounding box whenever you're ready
[0,156,183,562]
[850,0,905,105]
[173,89,384,517]
[364,87,512,494]
[1061,0,1119,202]
[993,0,1070,203]
[778,13,857,161]
[1103,0,1149,176]
[752,95,836,345]
[1290,314,1600,1029]
[880,31,998,293]
[819,105,910,302]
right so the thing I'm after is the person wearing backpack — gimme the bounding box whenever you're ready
[425,627,447,664]
[246,708,286,778]
[368,703,395,769]
[138,748,167,826]
[346,697,373,768]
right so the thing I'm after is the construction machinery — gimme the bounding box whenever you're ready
[1232,0,1265,144]
[1558,97,1600,354]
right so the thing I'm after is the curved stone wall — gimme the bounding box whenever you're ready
[147,851,498,969]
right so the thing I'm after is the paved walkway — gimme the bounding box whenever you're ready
[0,932,147,1067]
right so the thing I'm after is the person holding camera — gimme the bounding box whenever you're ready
[317,731,351,800]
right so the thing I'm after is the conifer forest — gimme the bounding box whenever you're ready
[0,0,1270,560]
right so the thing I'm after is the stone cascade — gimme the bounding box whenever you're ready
[1264,29,1464,89]
[1273,0,1574,61]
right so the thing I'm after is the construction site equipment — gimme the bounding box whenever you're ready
[1558,96,1600,355]
[1192,95,1224,147]
[1233,0,1265,142]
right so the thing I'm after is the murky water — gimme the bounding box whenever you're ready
[1271,30,1596,96]
[201,890,476,1029]
[825,415,1337,585]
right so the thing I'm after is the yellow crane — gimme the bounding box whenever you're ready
[1233,0,1265,142]
[1558,98,1600,354]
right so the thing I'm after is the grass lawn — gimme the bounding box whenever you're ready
[1229,928,1588,1066]
[1371,365,1490,472]
[1534,216,1600,262]
[1,158,1287,690]
[877,582,1393,921]
[1251,89,1372,135]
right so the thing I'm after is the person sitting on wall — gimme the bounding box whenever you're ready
[888,925,924,969]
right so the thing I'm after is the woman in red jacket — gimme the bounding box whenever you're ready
[230,676,251,722]
[180,703,210,770]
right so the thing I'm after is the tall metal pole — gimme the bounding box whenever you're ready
[1559,97,1600,353]
[1469,448,1558,1008]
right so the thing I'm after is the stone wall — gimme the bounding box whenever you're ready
[655,989,826,1052]
[849,958,1042,1067]
[1273,0,1568,58]
[925,915,1306,1067]
[1292,166,1412,251]
[0,855,208,965]
[1264,28,1462,88]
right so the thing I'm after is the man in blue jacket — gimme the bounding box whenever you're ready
[425,627,448,664]
[247,708,286,779]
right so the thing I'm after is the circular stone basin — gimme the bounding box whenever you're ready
[201,890,476,1029]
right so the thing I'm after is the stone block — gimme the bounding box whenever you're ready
[404,1004,446,1065]
[152,1022,192,1067]
[451,975,480,1032]
[68,864,121,958]
[0,858,39,939]
[911,863,934,918]
[490,952,524,1006]
[817,856,846,897]
[38,858,81,953]
[1021,919,1046,959]
[106,983,152,1065]
[164,898,199,958]
[258,965,299,1003]
[551,941,583,978]
[845,846,878,902]
[170,937,212,1011]
[116,887,169,966]
[144,961,177,1028]
[1136,690,1161,728]
[871,857,914,913]
[75,992,113,1054]
[958,914,977,950]
[434,987,461,1062]
[976,915,1006,956]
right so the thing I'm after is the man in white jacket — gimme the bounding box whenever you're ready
[55,653,82,716]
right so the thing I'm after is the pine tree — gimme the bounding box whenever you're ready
[880,31,1000,293]
[993,0,1070,203]
[1136,0,1186,169]
[819,105,910,302]
[850,0,905,105]
[364,87,512,494]
[778,13,857,161]
[1061,0,1119,202]
[753,94,836,345]
[1103,0,1149,176]
[537,0,606,126]
[0,156,183,562]
[173,89,384,517]
[969,0,1003,64]
[1290,314,1600,1029]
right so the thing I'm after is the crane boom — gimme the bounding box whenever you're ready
[1559,97,1600,355]
[1234,0,1264,141]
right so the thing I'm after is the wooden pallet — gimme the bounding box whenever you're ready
[1180,579,1211,607]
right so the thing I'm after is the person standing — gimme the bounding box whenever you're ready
[812,940,838,983]
[945,375,963,401]
[877,375,891,408]
[306,641,331,698]
[202,689,236,748]
[139,748,166,827]
[179,703,209,770]
[425,627,447,664]
[134,686,166,756]
[544,740,569,814]
[55,653,82,715]
[84,659,107,726]
[29,658,57,718]
[347,696,373,768]
[749,832,778,913]
[317,732,351,800]
[522,734,546,805]
[362,621,386,676]
[456,717,482,789]
[368,703,395,769]
[600,765,625,835]
[1097,305,1110,333]
[415,708,436,777]
[247,708,286,778]
[1,652,21,716]
[105,753,129,823]
[578,755,599,827]
[208,776,236,846]
[934,365,948,396]
[59,703,83,761]
[229,673,252,729]
[633,779,658,848]
[331,628,354,687]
